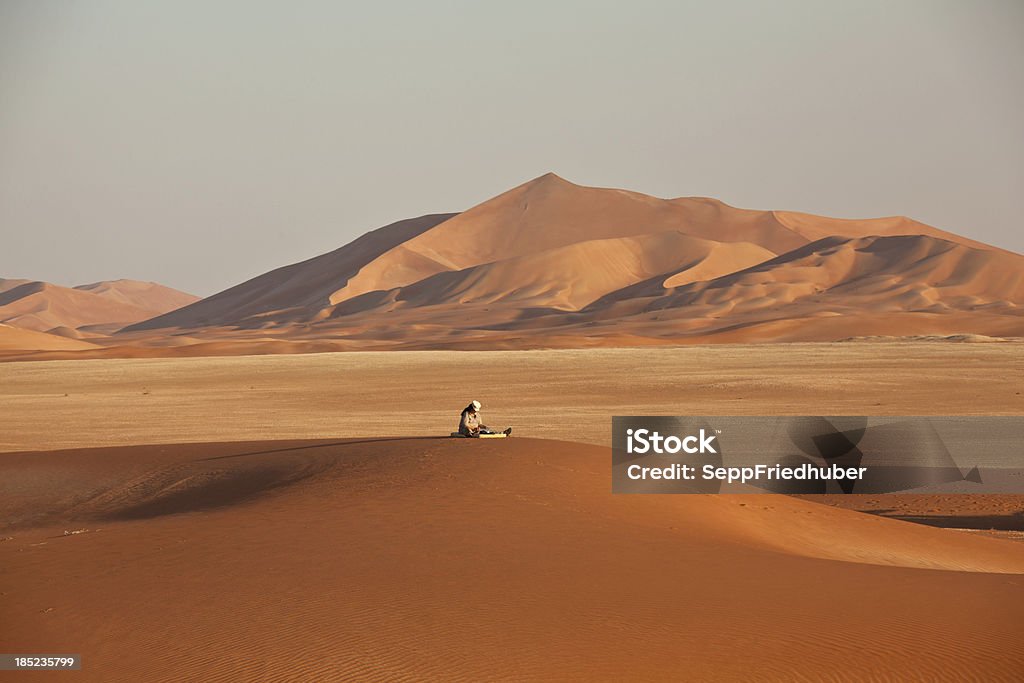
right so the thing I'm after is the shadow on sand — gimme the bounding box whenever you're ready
[95,437,450,522]
[198,436,449,462]
[866,509,1024,531]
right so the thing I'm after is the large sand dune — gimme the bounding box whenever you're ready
[0,278,198,333]
[337,232,777,314]
[3,437,1023,682]
[580,234,1024,340]
[102,174,1024,355]
[5,175,1020,358]
[128,213,457,331]
[73,279,199,313]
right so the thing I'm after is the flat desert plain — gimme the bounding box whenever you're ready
[2,342,1023,681]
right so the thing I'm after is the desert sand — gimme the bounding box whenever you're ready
[811,494,1024,539]
[0,324,101,353]
[3,437,1024,682]
[3,337,1023,682]
[2,343,1022,452]
[0,74,1017,683]
[0,278,198,334]
[2,175,1020,359]
[96,173,1020,354]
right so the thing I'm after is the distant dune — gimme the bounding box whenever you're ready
[74,279,199,313]
[3,437,1023,681]
[0,278,198,333]
[0,323,100,352]
[125,214,457,331]
[8,173,1023,357]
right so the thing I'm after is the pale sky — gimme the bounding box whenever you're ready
[2,0,1022,296]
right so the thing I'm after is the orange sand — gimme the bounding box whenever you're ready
[3,438,1023,681]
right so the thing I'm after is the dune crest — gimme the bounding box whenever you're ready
[0,323,100,351]
[4,437,1024,681]
[8,174,1022,356]
[0,277,198,333]
[74,279,199,312]
[333,232,779,314]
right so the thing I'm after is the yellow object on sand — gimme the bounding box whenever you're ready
[449,432,508,439]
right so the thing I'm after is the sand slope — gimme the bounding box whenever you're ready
[332,232,777,314]
[323,174,806,304]
[0,323,100,351]
[575,234,1024,341]
[104,173,1024,353]
[73,279,199,312]
[0,278,198,333]
[127,213,457,331]
[2,437,1023,681]
[0,278,34,294]
[324,174,986,306]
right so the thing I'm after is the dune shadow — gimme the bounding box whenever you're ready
[93,436,452,521]
[866,509,1024,531]
[102,464,308,521]
[198,436,449,462]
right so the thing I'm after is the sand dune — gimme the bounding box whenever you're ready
[0,277,33,294]
[582,235,1024,340]
[4,346,1021,679]
[327,174,985,306]
[0,323,100,351]
[648,234,1024,309]
[340,235,1019,348]
[128,213,457,331]
[322,174,806,305]
[74,279,199,312]
[110,173,1024,355]
[769,209,997,251]
[3,437,1023,681]
[0,277,198,333]
[333,232,777,315]
[45,325,90,340]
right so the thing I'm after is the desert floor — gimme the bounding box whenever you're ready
[2,342,1023,681]
[2,342,1023,452]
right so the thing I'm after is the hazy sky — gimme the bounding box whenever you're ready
[2,0,1022,295]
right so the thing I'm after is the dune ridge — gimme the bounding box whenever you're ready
[5,174,1022,357]
[128,213,457,331]
[3,437,1023,681]
[112,173,1022,352]
[73,279,200,312]
[0,323,100,351]
[0,277,198,333]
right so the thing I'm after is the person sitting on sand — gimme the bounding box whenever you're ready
[459,400,512,437]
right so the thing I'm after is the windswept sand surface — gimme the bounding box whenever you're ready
[1,342,1022,453]
[3,344,1022,681]
[3,438,1024,682]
